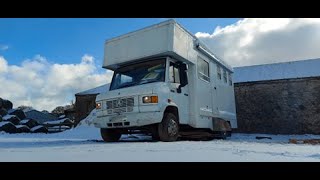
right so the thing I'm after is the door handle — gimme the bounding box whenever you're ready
[214,87,217,90]
[184,93,189,96]
[170,89,175,93]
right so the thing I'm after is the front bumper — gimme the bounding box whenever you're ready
[93,111,163,128]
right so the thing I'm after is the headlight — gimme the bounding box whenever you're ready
[142,96,158,103]
[96,102,102,109]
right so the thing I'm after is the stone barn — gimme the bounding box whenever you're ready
[75,84,109,124]
[234,58,320,134]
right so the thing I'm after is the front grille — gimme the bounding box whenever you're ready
[106,97,134,114]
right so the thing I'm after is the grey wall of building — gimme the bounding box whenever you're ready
[234,77,320,134]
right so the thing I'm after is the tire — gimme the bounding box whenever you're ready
[150,125,160,141]
[158,113,179,142]
[100,128,122,142]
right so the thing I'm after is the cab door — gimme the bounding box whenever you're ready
[168,61,190,124]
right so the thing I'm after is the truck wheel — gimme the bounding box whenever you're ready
[158,113,179,142]
[100,128,121,142]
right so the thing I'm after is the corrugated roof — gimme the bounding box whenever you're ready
[76,84,110,96]
[234,58,320,83]
[25,110,58,124]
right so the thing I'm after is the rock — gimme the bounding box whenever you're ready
[2,99,13,110]
[16,125,31,133]
[2,115,20,125]
[0,115,2,122]
[256,136,272,140]
[20,119,39,128]
[30,125,48,133]
[0,122,17,133]
[0,108,7,116]
[8,109,26,120]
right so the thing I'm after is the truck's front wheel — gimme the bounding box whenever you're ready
[100,128,121,142]
[158,113,179,142]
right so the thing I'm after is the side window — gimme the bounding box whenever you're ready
[169,62,180,84]
[197,57,210,82]
[223,69,227,83]
[217,65,221,80]
[174,66,180,83]
[228,72,233,86]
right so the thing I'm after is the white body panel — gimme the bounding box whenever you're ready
[104,22,173,70]
[103,20,226,70]
[94,20,237,131]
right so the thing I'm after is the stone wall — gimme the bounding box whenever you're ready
[234,77,320,134]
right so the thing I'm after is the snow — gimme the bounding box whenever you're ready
[20,119,30,124]
[50,125,70,129]
[16,125,28,128]
[0,122,10,127]
[22,107,35,113]
[234,58,320,83]
[1,132,320,161]
[30,125,44,131]
[7,109,15,114]
[43,118,71,124]
[2,115,15,121]
[59,115,66,119]
[1,110,320,161]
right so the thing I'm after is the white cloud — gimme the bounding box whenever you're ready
[0,45,9,51]
[81,54,94,63]
[195,18,320,67]
[0,56,8,73]
[0,55,113,111]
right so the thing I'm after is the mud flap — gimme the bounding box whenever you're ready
[212,118,231,138]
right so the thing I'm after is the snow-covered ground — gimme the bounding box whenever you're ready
[1,110,320,162]
[1,126,320,162]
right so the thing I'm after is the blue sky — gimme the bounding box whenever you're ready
[0,18,240,66]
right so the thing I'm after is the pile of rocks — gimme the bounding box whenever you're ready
[0,98,48,133]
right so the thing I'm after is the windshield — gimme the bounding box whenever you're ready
[110,59,166,91]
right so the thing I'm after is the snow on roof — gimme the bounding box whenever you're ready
[234,58,320,83]
[76,83,110,96]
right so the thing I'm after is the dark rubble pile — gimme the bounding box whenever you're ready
[0,98,74,133]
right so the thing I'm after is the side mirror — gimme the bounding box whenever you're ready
[177,63,188,93]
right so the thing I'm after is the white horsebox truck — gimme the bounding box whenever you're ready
[93,19,237,142]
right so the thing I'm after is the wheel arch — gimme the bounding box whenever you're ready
[163,106,179,123]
